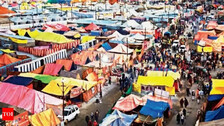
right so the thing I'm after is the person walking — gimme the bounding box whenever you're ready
[181,114,185,125]
[95,110,99,122]
[184,97,189,108]
[91,112,94,122]
[176,112,181,124]
[183,108,186,118]
[180,98,184,108]
[93,120,98,126]
[85,116,90,125]
[88,119,92,126]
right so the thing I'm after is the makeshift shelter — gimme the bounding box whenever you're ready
[0,82,63,114]
[100,109,137,126]
[140,99,170,118]
[141,21,154,30]
[146,71,180,80]
[4,76,33,89]
[142,95,173,109]
[123,20,140,28]
[43,24,70,31]
[43,63,63,76]
[0,7,15,17]
[194,30,216,41]
[85,23,100,31]
[205,105,224,122]
[0,54,21,67]
[210,79,224,95]
[113,94,143,112]
[34,75,59,84]
[29,108,60,126]
[212,97,224,110]
[56,59,73,71]
[133,76,175,95]
[207,21,218,29]
[108,31,127,43]
[108,44,133,54]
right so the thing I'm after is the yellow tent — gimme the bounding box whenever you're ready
[210,79,224,95]
[19,73,39,78]
[0,49,15,53]
[42,77,97,96]
[31,31,74,43]
[197,46,213,53]
[133,76,175,95]
[10,37,28,44]
[29,108,60,126]
[81,36,95,44]
[146,71,180,80]
[137,76,174,87]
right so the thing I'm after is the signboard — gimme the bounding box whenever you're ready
[70,87,82,98]
[154,88,169,99]
[6,111,29,126]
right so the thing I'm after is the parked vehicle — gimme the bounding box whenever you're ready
[58,105,80,123]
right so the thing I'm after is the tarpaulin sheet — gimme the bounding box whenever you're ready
[0,49,15,53]
[100,109,137,126]
[10,37,28,44]
[140,99,170,118]
[0,7,15,17]
[0,54,21,67]
[29,108,60,126]
[4,76,33,86]
[199,118,224,126]
[146,71,180,80]
[0,82,63,114]
[43,63,63,76]
[31,31,74,43]
[205,105,224,122]
[81,36,95,43]
[42,77,97,96]
[44,24,70,31]
[56,59,73,71]
[102,42,112,51]
[208,95,224,101]
[85,23,99,31]
[212,79,224,87]
[34,75,59,84]
[213,97,224,110]
[210,87,224,95]
[137,76,174,87]
[165,87,175,95]
[113,94,143,112]
[142,95,173,109]
[108,44,134,54]
[19,73,39,78]
[197,46,213,52]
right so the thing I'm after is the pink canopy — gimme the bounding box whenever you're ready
[0,82,63,114]
[43,63,63,76]
[43,24,70,31]
[113,94,143,111]
[85,23,100,31]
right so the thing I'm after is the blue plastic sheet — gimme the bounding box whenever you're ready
[205,105,224,122]
[140,99,170,118]
[208,95,224,101]
[4,76,33,86]
[102,42,112,51]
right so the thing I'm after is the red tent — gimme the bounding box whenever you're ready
[213,97,224,110]
[43,24,70,31]
[85,23,100,31]
[0,7,15,17]
[43,63,63,76]
[0,54,21,67]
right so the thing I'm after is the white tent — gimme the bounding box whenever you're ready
[108,44,133,54]
[97,47,106,52]
[108,31,127,41]
[141,21,154,30]
[123,20,140,28]
[131,33,145,40]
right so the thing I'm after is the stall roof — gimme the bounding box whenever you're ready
[137,76,174,87]
[4,76,33,86]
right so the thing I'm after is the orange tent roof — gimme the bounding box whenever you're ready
[0,54,20,67]
[0,7,15,17]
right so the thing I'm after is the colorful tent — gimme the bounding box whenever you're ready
[100,109,137,126]
[137,76,174,87]
[85,23,100,31]
[142,95,173,109]
[113,94,143,112]
[0,7,15,17]
[146,71,180,80]
[4,76,33,87]
[205,105,224,122]
[43,63,63,76]
[0,82,63,114]
[140,99,170,118]
[102,42,112,51]
[81,36,96,43]
[34,75,59,84]
[108,44,133,54]
[56,59,73,71]
[207,21,218,29]
[0,54,21,67]
[29,108,61,126]
[210,79,224,95]
[43,24,70,31]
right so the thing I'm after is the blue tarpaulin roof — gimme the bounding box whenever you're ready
[140,99,170,118]
[208,95,224,101]
[205,105,224,122]
[4,76,33,86]
[100,109,137,126]
[102,42,112,51]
